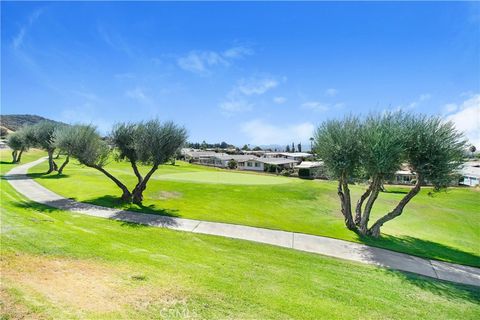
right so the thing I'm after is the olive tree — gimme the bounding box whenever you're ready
[355,112,406,234]
[367,116,465,237]
[6,128,30,163]
[29,121,61,173]
[53,125,77,174]
[110,122,142,192]
[66,124,132,201]
[131,120,187,204]
[313,116,362,230]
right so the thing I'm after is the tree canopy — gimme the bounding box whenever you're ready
[314,113,466,237]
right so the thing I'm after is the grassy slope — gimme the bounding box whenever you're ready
[29,155,480,267]
[1,150,479,319]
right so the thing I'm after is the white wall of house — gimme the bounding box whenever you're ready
[460,176,479,187]
[238,160,264,171]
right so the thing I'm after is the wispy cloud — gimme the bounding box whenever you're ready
[395,93,432,111]
[12,9,43,50]
[125,87,152,105]
[98,25,134,57]
[325,88,339,97]
[219,75,283,115]
[241,119,314,145]
[444,94,480,147]
[301,101,344,112]
[273,96,287,104]
[177,45,253,75]
[60,103,112,134]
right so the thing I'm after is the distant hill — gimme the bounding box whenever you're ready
[0,114,65,133]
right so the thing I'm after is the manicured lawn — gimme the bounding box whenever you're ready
[27,153,480,267]
[2,150,480,319]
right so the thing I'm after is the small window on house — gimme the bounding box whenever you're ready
[247,162,252,167]
[255,162,260,167]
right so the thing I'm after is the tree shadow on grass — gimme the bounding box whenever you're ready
[357,234,480,268]
[27,172,71,179]
[380,268,480,304]
[12,197,181,229]
[82,195,180,218]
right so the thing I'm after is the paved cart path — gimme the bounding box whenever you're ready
[5,158,480,287]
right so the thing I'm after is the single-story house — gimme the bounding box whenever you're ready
[211,154,258,168]
[263,152,314,161]
[393,170,417,185]
[294,161,325,178]
[238,158,299,172]
[458,161,480,187]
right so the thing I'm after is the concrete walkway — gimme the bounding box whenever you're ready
[6,158,480,287]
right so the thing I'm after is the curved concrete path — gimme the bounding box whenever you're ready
[5,158,480,287]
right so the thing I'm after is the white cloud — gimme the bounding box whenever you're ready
[98,25,134,57]
[235,77,279,96]
[177,45,253,75]
[302,101,344,112]
[395,93,432,111]
[125,87,152,105]
[273,96,287,104]
[177,51,227,74]
[302,101,329,112]
[222,45,254,59]
[241,119,314,145]
[219,99,253,114]
[60,103,112,134]
[445,94,480,147]
[12,9,43,50]
[219,76,282,114]
[325,88,339,97]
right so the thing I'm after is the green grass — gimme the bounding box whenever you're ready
[27,153,480,267]
[1,150,480,319]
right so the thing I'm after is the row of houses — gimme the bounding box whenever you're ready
[181,148,480,186]
[181,148,321,173]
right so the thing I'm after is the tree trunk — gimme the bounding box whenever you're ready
[359,177,381,234]
[16,149,24,163]
[46,150,56,174]
[57,154,70,175]
[355,183,373,226]
[368,177,422,237]
[89,164,132,202]
[130,160,143,190]
[11,150,18,163]
[132,164,158,205]
[337,178,356,230]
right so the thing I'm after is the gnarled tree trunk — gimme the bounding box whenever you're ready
[16,149,24,163]
[355,183,373,226]
[46,150,56,174]
[11,150,18,163]
[368,177,422,237]
[57,154,70,175]
[89,164,132,202]
[337,177,356,230]
[132,164,158,205]
[359,177,382,234]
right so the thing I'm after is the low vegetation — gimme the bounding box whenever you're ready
[2,150,479,319]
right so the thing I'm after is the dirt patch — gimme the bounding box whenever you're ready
[157,191,183,200]
[0,287,45,320]
[1,253,185,314]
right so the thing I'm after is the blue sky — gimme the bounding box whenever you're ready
[2,1,479,147]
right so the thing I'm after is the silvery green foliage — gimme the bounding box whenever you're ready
[403,115,466,189]
[30,121,61,151]
[134,120,188,166]
[110,122,138,162]
[359,112,406,180]
[313,116,362,180]
[62,124,110,167]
